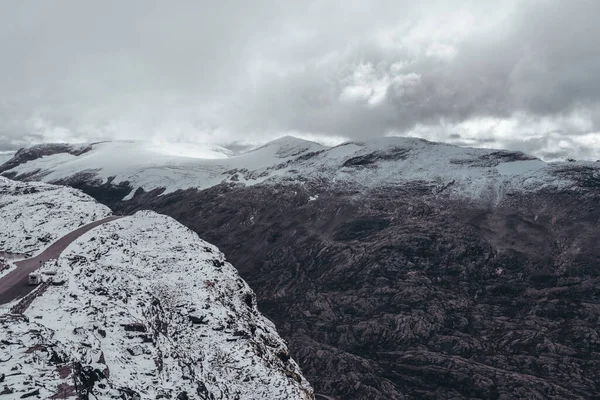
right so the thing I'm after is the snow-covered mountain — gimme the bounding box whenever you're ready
[3,136,594,202]
[3,137,600,399]
[0,178,313,399]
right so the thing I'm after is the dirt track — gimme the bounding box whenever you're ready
[0,215,122,305]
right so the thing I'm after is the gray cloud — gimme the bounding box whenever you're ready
[0,0,599,159]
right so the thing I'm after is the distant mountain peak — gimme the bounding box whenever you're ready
[246,135,326,155]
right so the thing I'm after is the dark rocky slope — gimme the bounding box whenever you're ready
[49,172,600,399]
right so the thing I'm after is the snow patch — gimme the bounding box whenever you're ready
[496,160,547,176]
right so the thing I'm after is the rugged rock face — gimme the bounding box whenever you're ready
[3,138,600,399]
[0,180,313,399]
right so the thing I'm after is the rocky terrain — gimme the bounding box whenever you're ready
[0,178,313,399]
[2,138,600,399]
[0,176,111,255]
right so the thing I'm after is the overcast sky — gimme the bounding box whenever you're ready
[0,0,599,160]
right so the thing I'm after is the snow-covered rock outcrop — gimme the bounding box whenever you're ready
[0,176,111,254]
[0,210,313,399]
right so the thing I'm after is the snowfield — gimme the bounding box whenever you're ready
[0,210,313,399]
[0,176,111,254]
[4,135,591,202]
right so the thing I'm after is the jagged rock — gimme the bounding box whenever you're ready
[20,389,40,398]
[176,392,189,400]
[0,386,13,395]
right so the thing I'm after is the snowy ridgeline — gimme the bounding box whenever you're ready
[4,136,596,201]
[0,211,313,399]
[0,176,111,254]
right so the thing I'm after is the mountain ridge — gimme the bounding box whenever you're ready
[2,137,595,204]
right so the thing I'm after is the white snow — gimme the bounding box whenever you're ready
[0,206,313,399]
[0,177,111,254]
[495,159,547,176]
[5,138,324,196]
[4,136,592,201]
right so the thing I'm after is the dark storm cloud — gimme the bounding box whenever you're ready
[237,1,600,140]
[0,0,598,159]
